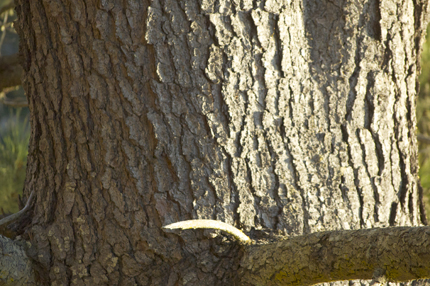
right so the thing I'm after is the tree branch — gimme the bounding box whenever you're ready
[239,226,430,285]
[165,220,430,285]
[164,219,251,243]
[0,191,34,226]
[0,54,22,91]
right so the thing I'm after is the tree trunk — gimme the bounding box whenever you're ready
[13,0,429,285]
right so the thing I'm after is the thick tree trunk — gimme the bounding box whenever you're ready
[13,0,429,285]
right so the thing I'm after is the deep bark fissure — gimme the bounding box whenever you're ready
[264,135,283,230]
[389,202,398,226]
[345,40,361,122]
[355,129,368,227]
[357,127,381,223]
[11,0,430,284]
[285,135,311,234]
[394,104,409,213]
[373,0,382,41]
[340,123,365,227]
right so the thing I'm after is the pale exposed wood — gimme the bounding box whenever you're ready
[164,219,251,243]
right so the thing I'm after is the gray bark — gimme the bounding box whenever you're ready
[11,0,430,285]
[0,235,35,285]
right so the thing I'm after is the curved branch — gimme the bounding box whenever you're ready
[163,219,251,243]
[0,191,34,226]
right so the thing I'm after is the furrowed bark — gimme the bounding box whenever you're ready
[13,0,430,285]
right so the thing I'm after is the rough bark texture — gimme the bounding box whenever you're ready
[239,226,430,285]
[13,0,430,285]
[0,235,35,285]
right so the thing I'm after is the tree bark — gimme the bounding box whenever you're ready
[0,235,35,285]
[4,223,430,285]
[239,226,430,285]
[12,0,430,285]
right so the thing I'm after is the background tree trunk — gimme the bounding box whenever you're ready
[14,0,429,285]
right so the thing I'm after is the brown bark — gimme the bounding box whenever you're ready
[12,0,430,285]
